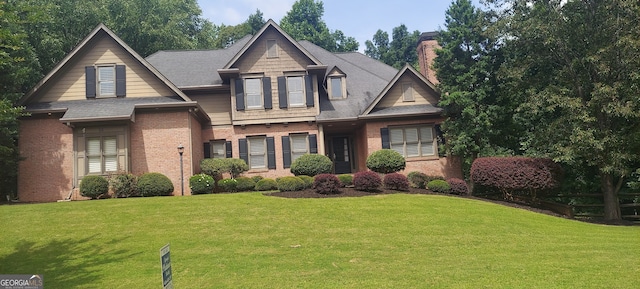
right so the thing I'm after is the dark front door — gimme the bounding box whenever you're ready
[332,137,352,174]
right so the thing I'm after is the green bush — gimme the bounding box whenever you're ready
[80,175,109,199]
[189,173,214,195]
[366,149,406,174]
[407,171,428,189]
[200,158,249,179]
[298,175,314,189]
[218,178,238,192]
[251,175,264,183]
[137,173,174,197]
[255,178,278,191]
[108,172,137,198]
[290,154,333,176]
[337,174,353,187]
[277,176,306,192]
[427,179,451,194]
[236,177,256,192]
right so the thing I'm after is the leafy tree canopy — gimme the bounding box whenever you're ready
[365,24,421,69]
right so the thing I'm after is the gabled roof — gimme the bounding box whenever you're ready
[360,64,440,118]
[18,24,191,105]
[222,19,322,69]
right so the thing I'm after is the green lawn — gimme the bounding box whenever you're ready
[1,193,638,288]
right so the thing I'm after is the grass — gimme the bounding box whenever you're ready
[1,192,638,288]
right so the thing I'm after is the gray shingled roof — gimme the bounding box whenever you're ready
[366,104,442,118]
[26,96,184,122]
[145,36,251,87]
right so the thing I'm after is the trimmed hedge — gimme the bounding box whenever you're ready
[313,174,342,194]
[189,173,215,195]
[255,178,278,191]
[80,175,109,199]
[366,149,406,174]
[447,178,468,195]
[277,176,306,192]
[290,154,333,176]
[353,171,382,192]
[470,157,563,198]
[200,158,249,179]
[138,173,174,197]
[218,178,238,192]
[383,173,410,191]
[108,172,138,198]
[337,174,353,187]
[298,175,314,189]
[407,171,429,189]
[235,177,256,192]
[427,179,450,193]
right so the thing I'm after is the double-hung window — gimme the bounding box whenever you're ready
[248,136,267,169]
[87,136,118,174]
[287,76,305,107]
[389,126,435,158]
[245,78,263,109]
[211,140,227,159]
[290,134,309,162]
[97,65,115,97]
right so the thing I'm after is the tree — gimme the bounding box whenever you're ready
[280,0,358,52]
[209,9,266,49]
[365,24,421,69]
[496,0,640,221]
[432,0,508,177]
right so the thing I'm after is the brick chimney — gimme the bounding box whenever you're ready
[416,32,440,85]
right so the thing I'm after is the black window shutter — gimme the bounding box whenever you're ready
[277,76,287,108]
[381,128,390,149]
[263,77,272,109]
[115,65,126,97]
[239,138,248,165]
[267,137,276,169]
[203,142,211,158]
[235,78,245,111]
[225,141,233,158]
[85,66,96,98]
[309,134,318,154]
[305,75,314,107]
[282,136,291,168]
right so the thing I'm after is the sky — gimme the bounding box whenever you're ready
[196,0,483,52]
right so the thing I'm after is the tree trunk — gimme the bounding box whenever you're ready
[600,173,621,221]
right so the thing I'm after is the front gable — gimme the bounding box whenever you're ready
[19,24,189,106]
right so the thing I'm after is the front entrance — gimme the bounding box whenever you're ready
[330,136,353,174]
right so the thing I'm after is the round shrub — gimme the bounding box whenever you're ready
[383,173,410,191]
[290,154,333,176]
[353,171,382,192]
[218,178,238,192]
[337,174,353,187]
[201,158,249,179]
[255,178,278,191]
[407,171,428,189]
[277,176,306,192]
[366,149,406,174]
[109,172,138,198]
[447,178,469,195]
[189,173,214,195]
[80,175,109,199]
[298,175,314,189]
[313,174,342,194]
[427,179,450,194]
[235,177,257,192]
[138,173,174,197]
[251,175,264,183]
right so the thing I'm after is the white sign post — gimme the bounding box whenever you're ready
[160,244,173,289]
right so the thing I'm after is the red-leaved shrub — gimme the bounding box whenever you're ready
[383,173,409,191]
[313,174,342,194]
[353,171,382,192]
[447,178,468,195]
[470,157,563,199]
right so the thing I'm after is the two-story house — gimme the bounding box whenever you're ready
[17,21,460,202]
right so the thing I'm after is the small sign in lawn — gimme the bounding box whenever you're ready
[160,244,173,289]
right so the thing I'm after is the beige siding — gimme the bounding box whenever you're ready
[376,73,439,109]
[37,33,175,103]
[190,93,232,125]
[231,28,319,123]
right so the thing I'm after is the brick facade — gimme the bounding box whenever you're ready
[416,32,440,85]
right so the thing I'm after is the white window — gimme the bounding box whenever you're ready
[402,83,414,102]
[87,136,117,174]
[245,78,262,109]
[390,126,435,158]
[267,39,278,58]
[287,76,305,106]
[97,66,115,97]
[290,134,309,162]
[329,76,345,99]
[211,140,226,159]
[248,136,266,169]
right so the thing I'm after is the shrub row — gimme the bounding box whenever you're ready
[80,172,174,199]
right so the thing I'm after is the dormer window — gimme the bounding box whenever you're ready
[85,64,126,98]
[329,76,346,99]
[267,39,278,58]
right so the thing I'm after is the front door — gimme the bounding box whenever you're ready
[332,137,352,174]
